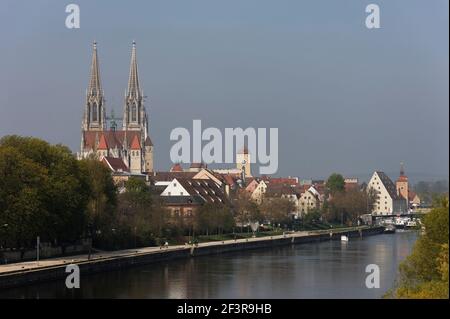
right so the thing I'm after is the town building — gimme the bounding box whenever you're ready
[367,171,408,215]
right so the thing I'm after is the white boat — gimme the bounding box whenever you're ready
[394,217,407,229]
[405,220,418,228]
[341,235,349,242]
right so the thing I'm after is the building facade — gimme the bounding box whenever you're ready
[368,171,407,215]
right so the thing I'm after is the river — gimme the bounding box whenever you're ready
[0,230,418,299]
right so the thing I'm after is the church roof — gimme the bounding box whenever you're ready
[130,134,141,150]
[97,134,108,150]
[144,136,153,147]
[102,156,129,173]
[83,130,141,150]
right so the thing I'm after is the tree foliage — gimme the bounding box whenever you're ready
[392,197,449,299]
[0,136,93,248]
[326,173,345,195]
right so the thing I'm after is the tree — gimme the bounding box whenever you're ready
[391,196,449,299]
[326,173,345,195]
[114,177,167,248]
[326,189,370,225]
[233,191,261,230]
[78,158,117,232]
[260,197,295,226]
[0,136,91,248]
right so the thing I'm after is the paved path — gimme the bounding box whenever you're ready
[0,229,349,275]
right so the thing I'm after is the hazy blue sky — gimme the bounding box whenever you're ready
[0,0,448,181]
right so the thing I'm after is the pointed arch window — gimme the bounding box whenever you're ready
[131,103,137,122]
[92,103,98,122]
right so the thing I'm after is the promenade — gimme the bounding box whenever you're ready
[0,230,315,275]
[0,226,382,289]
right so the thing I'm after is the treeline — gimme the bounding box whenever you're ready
[413,180,449,204]
[389,196,449,299]
[0,136,374,252]
[0,135,116,250]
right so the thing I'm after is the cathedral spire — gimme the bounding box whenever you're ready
[88,41,102,96]
[123,41,147,133]
[83,41,106,131]
[127,41,141,98]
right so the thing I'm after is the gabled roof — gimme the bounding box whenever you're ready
[375,171,402,200]
[102,156,129,173]
[130,134,141,150]
[265,184,297,197]
[83,130,141,150]
[162,178,228,205]
[97,134,108,150]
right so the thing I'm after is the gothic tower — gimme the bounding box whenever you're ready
[82,42,106,131]
[122,41,148,136]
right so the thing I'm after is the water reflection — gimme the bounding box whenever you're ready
[0,231,417,299]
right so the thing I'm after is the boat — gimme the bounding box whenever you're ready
[341,235,349,242]
[384,224,396,234]
[405,220,418,229]
[394,217,407,229]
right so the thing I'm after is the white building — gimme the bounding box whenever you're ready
[367,171,408,215]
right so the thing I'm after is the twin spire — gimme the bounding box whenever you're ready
[86,41,146,132]
[88,41,141,98]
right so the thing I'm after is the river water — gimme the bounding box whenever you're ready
[0,230,418,299]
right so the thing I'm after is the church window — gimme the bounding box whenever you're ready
[131,103,137,122]
[92,103,98,122]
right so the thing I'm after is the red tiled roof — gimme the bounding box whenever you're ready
[102,156,129,172]
[83,130,141,150]
[97,134,108,150]
[261,176,298,186]
[170,163,184,172]
[130,134,141,150]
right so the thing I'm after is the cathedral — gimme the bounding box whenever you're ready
[78,41,154,174]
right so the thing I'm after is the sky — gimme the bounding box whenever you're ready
[0,0,448,182]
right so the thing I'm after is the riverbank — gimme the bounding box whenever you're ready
[0,226,384,289]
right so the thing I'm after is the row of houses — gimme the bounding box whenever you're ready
[101,155,420,218]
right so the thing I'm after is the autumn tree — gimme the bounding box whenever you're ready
[392,196,449,299]
[260,197,295,226]
[233,191,261,231]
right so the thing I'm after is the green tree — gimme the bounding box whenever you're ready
[326,173,345,195]
[78,158,117,245]
[391,196,449,299]
[0,136,91,248]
